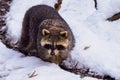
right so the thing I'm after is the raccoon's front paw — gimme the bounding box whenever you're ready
[27,49,37,56]
[50,56,62,64]
[29,49,37,53]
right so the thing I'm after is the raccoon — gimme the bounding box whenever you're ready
[19,5,75,64]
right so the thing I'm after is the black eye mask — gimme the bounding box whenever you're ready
[56,45,66,50]
[44,44,66,50]
[44,44,52,49]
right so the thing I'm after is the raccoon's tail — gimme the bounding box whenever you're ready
[54,0,62,11]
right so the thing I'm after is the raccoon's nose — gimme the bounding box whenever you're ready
[50,52,55,56]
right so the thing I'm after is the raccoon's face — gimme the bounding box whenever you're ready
[40,29,69,57]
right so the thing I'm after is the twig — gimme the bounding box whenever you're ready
[54,0,62,11]
[28,70,38,78]
[84,46,90,50]
[94,0,97,10]
[107,12,120,21]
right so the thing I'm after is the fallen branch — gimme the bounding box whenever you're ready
[54,0,62,11]
[107,12,120,21]
[60,63,115,80]
[0,0,17,49]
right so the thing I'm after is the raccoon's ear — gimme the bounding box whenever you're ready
[60,31,68,38]
[42,29,50,36]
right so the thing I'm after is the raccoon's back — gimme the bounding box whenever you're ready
[25,5,63,22]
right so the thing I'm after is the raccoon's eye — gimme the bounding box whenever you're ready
[56,45,66,50]
[44,44,52,49]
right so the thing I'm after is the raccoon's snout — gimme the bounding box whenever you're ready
[50,49,55,56]
[50,52,55,56]
[42,42,67,56]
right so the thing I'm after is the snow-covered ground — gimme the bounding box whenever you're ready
[1,0,120,80]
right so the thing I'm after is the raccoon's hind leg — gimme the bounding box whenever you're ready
[24,18,39,56]
[19,13,30,55]
[25,42,37,56]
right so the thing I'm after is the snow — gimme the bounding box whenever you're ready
[1,0,120,80]
[0,42,81,80]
